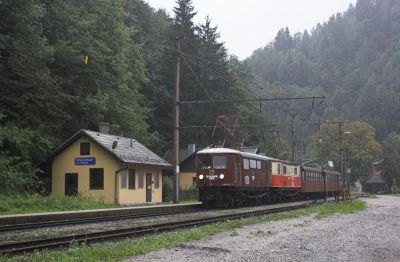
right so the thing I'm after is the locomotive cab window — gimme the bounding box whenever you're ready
[213,155,227,169]
[199,156,212,169]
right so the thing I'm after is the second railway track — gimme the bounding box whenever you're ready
[0,208,204,233]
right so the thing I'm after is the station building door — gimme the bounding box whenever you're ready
[146,173,152,202]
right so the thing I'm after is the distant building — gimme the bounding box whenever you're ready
[364,163,389,194]
[48,127,170,204]
[164,144,198,189]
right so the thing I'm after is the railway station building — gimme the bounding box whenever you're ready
[48,126,171,205]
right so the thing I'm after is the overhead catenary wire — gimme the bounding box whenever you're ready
[181,56,213,100]
[180,51,326,110]
[179,96,326,105]
[180,52,233,85]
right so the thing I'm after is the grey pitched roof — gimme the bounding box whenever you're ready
[49,129,171,167]
[163,148,199,165]
[365,175,386,184]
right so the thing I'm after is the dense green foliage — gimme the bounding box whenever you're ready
[0,0,274,194]
[0,200,366,261]
[313,122,382,181]
[2,0,400,192]
[381,132,400,186]
[248,0,400,141]
[247,0,400,182]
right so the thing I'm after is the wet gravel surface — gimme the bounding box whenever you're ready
[0,201,311,244]
[125,195,400,262]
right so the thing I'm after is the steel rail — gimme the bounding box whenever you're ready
[0,208,205,233]
[0,201,318,255]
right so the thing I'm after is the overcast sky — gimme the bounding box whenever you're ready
[145,0,358,59]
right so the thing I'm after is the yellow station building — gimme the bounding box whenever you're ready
[49,128,170,205]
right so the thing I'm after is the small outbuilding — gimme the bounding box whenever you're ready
[49,128,170,204]
[364,165,389,194]
[164,144,200,190]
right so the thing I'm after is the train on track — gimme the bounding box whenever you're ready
[196,147,341,207]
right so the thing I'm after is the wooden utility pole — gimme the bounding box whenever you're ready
[338,120,343,188]
[289,112,297,161]
[173,38,181,203]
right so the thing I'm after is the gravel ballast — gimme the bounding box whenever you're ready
[126,195,400,262]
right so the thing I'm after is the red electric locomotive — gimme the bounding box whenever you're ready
[196,147,342,207]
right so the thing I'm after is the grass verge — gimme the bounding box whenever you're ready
[0,194,118,215]
[0,200,366,262]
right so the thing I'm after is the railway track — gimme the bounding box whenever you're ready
[0,200,319,255]
[0,208,204,233]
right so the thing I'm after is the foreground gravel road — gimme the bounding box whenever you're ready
[126,195,400,262]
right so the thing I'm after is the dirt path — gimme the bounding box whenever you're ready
[125,195,400,262]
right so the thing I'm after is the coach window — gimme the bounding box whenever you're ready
[250,159,257,169]
[294,168,298,175]
[214,155,227,169]
[277,164,281,174]
[257,160,262,170]
[283,166,287,175]
[199,156,212,169]
[243,159,250,170]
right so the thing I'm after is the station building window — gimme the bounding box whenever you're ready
[154,172,160,189]
[80,142,90,155]
[121,172,127,189]
[90,168,104,190]
[138,172,144,188]
[128,169,135,189]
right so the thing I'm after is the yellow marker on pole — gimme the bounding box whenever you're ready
[84,55,89,64]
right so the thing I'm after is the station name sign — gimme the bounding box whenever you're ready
[75,157,96,165]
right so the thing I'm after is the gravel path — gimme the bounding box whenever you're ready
[125,195,400,262]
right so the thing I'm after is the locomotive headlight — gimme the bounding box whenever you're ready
[219,174,224,179]
[199,174,204,180]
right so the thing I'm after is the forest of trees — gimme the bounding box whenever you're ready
[247,0,400,187]
[0,0,273,194]
[1,0,400,195]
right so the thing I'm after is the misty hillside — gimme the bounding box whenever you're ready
[247,0,400,141]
